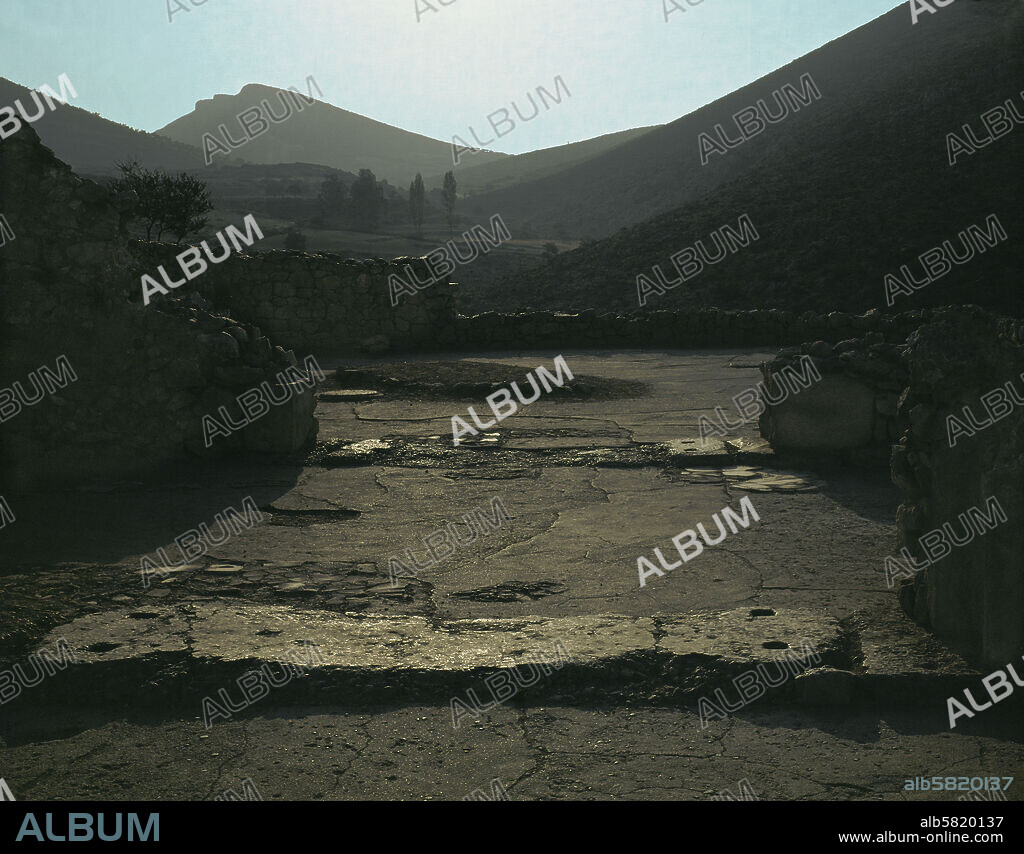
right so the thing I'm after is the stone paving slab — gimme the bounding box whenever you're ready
[856,619,985,703]
[7,604,979,713]
[657,608,837,664]
[45,607,835,670]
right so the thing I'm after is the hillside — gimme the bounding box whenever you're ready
[156,83,507,185]
[427,126,658,198]
[477,0,1024,317]
[464,0,1024,242]
[0,77,208,175]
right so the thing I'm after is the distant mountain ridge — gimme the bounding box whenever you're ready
[0,75,656,219]
[156,83,508,185]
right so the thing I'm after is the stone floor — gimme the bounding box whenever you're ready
[2,349,1022,800]
[3,705,1021,802]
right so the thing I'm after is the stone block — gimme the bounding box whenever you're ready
[242,382,318,453]
[763,375,876,449]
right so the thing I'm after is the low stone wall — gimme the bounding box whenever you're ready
[123,264,944,356]
[891,308,1024,667]
[131,242,456,355]
[758,335,908,451]
[451,308,932,353]
[0,126,317,489]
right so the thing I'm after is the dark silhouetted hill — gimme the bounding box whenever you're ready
[480,0,1024,317]
[466,0,1024,243]
[0,76,208,175]
[428,126,658,197]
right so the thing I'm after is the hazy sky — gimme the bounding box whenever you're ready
[2,0,902,152]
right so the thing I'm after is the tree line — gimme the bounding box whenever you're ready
[107,159,463,246]
[319,168,458,236]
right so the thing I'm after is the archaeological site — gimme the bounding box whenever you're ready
[1,0,1023,834]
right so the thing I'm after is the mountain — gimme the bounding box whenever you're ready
[474,0,1024,317]
[428,126,658,198]
[462,0,1024,243]
[0,76,208,175]
[155,83,507,185]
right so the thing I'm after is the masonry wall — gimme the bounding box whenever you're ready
[757,335,908,452]
[0,126,316,489]
[452,308,932,353]
[132,242,456,355]
[122,259,946,357]
[753,309,1024,667]
[891,308,1024,667]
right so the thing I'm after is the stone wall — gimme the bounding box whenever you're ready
[0,126,317,489]
[758,335,908,452]
[891,308,1024,667]
[752,309,1024,666]
[452,308,932,353]
[122,264,946,357]
[131,242,456,355]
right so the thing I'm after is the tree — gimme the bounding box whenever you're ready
[409,173,426,237]
[542,242,560,260]
[317,174,348,226]
[350,168,382,232]
[442,171,457,235]
[111,161,165,240]
[164,173,213,243]
[111,160,211,243]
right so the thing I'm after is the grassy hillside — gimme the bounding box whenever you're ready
[427,126,658,196]
[479,0,1024,317]
[465,0,1024,241]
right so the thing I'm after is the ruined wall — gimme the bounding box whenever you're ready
[452,308,934,353]
[891,308,1024,667]
[758,335,908,452]
[119,266,943,357]
[750,308,1024,665]
[132,242,456,355]
[0,126,316,489]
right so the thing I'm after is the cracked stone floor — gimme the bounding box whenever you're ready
[3,704,1022,802]
[2,349,1023,800]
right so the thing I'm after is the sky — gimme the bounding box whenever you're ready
[1,0,903,153]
